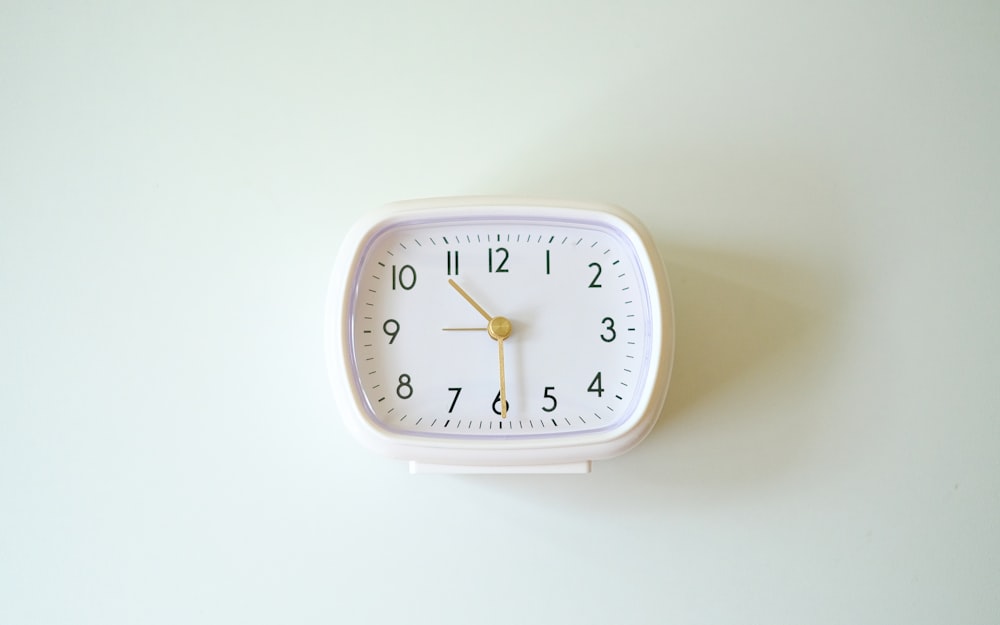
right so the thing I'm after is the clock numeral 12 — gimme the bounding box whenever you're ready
[489,247,509,273]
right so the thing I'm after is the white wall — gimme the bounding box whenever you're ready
[2,2,998,623]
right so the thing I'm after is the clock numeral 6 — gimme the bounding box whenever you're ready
[391,264,417,290]
[492,390,510,415]
[588,372,604,397]
[396,373,413,399]
[383,318,400,344]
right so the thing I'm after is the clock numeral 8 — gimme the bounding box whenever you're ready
[396,373,413,399]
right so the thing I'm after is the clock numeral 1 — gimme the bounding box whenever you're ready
[546,249,551,275]
[396,373,413,399]
[588,372,604,397]
[447,250,459,276]
[392,264,417,290]
[588,262,602,288]
[488,247,509,273]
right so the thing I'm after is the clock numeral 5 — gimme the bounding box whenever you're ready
[391,264,417,290]
[542,386,558,412]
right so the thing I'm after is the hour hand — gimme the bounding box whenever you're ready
[448,279,492,321]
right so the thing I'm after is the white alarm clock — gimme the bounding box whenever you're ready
[325,197,674,473]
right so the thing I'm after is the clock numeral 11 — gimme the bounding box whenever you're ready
[447,250,459,276]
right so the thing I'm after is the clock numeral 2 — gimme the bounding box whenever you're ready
[588,262,602,288]
[447,250,459,276]
[392,264,417,290]
[489,247,509,273]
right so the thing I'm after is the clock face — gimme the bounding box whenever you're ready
[344,212,657,439]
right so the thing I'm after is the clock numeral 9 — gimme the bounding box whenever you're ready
[488,247,509,273]
[392,264,417,290]
[396,373,413,399]
[600,317,616,342]
[492,390,510,415]
[588,262,602,288]
[382,318,400,344]
[588,372,604,397]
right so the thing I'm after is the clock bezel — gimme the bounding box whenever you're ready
[326,197,674,470]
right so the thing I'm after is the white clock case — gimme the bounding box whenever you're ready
[325,197,674,473]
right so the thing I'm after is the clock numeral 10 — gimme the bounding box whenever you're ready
[392,264,417,290]
[447,250,459,276]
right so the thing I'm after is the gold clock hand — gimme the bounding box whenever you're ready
[487,316,512,419]
[448,279,492,321]
[442,327,488,331]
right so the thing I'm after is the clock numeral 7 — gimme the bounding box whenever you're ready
[447,387,462,413]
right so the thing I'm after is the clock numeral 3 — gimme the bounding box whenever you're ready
[600,317,616,342]
[488,247,509,273]
[396,373,413,399]
[588,262,602,288]
[588,372,604,397]
[392,264,417,290]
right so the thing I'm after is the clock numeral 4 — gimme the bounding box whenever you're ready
[588,372,604,397]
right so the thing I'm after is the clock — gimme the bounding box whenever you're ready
[325,197,674,473]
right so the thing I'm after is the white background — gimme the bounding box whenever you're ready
[2,2,998,623]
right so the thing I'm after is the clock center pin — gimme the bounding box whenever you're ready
[487,316,512,341]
